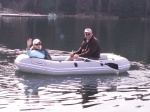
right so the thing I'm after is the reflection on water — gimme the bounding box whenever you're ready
[0,17,150,64]
[0,17,150,111]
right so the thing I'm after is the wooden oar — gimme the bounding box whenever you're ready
[79,57,119,70]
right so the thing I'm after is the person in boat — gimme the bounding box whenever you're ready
[65,28,101,61]
[26,38,52,60]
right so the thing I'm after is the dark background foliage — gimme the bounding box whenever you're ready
[0,0,150,18]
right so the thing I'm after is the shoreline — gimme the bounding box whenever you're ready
[0,12,119,20]
[0,12,48,17]
[0,12,149,21]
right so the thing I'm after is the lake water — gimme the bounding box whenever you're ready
[0,16,150,112]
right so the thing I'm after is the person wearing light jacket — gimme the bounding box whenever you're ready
[26,38,52,60]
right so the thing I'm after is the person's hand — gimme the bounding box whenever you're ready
[74,54,79,60]
[27,38,32,48]
[70,52,74,57]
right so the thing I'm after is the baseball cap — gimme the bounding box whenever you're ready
[33,39,41,45]
[84,28,92,33]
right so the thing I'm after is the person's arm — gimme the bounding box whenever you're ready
[26,50,45,59]
[78,44,97,57]
[27,38,32,50]
[73,41,84,55]
[26,38,32,56]
[78,39,99,57]
[26,49,32,56]
[73,47,82,55]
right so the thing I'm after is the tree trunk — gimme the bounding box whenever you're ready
[55,0,61,13]
[33,0,38,13]
[108,0,112,14]
[97,0,102,15]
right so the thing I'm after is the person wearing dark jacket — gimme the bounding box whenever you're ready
[65,28,101,61]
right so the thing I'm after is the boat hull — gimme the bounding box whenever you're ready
[15,53,130,75]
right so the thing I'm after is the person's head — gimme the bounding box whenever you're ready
[84,28,93,40]
[33,39,42,49]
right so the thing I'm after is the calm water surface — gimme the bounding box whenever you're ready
[0,17,150,112]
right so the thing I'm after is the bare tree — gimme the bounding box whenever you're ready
[97,0,102,15]
[33,0,38,13]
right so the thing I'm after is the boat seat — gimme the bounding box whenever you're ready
[100,54,107,60]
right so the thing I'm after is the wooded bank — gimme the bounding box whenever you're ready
[0,0,150,19]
